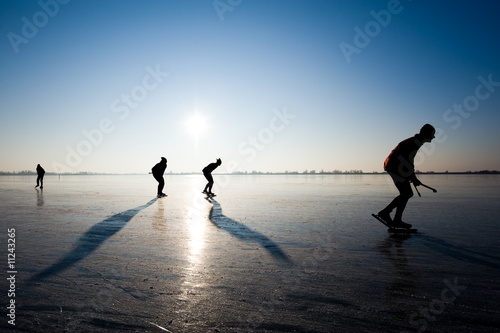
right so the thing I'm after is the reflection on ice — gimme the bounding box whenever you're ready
[36,188,44,206]
[187,192,206,263]
[182,182,208,289]
[152,197,166,231]
[378,235,417,304]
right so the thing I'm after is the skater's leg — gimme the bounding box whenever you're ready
[379,173,399,220]
[40,175,44,189]
[153,174,165,196]
[205,173,214,194]
[158,177,165,195]
[379,196,398,220]
[203,172,211,193]
[392,179,413,223]
[379,173,412,223]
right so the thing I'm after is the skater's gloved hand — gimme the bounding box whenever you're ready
[412,178,422,186]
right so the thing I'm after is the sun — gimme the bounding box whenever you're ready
[186,112,208,137]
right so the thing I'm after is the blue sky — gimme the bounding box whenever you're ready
[1,0,499,173]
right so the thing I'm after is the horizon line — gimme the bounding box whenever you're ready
[1,170,499,176]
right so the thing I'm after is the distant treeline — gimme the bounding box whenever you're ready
[0,171,121,176]
[228,170,500,175]
[1,170,499,176]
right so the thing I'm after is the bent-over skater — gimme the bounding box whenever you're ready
[35,164,45,189]
[202,158,222,196]
[152,157,167,198]
[377,124,436,228]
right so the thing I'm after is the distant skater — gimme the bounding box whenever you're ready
[35,164,45,189]
[377,124,436,228]
[152,157,167,198]
[202,158,222,196]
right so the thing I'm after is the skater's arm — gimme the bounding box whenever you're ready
[410,173,421,186]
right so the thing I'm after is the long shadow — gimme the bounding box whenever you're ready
[416,234,500,270]
[207,197,293,264]
[30,198,157,282]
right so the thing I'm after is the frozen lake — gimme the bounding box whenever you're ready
[1,174,499,332]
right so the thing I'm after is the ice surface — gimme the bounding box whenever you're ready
[0,174,499,332]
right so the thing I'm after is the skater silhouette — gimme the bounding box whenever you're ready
[202,158,222,196]
[152,157,167,198]
[377,124,435,228]
[35,164,45,189]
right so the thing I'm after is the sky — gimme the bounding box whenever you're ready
[1,0,499,174]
